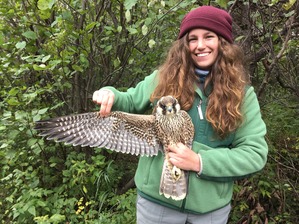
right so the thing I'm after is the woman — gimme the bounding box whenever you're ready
[93,6,268,224]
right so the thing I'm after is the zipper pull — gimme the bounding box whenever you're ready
[197,100,204,120]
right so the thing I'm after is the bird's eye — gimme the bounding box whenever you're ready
[159,102,166,109]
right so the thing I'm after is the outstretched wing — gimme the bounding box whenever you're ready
[35,111,161,156]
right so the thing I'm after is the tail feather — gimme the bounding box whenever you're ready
[159,160,188,200]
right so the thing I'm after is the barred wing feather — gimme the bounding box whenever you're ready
[35,111,161,156]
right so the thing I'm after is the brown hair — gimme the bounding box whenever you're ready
[150,36,197,110]
[150,35,249,138]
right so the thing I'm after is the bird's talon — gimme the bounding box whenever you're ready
[171,166,181,181]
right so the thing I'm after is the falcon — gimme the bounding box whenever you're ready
[35,95,194,200]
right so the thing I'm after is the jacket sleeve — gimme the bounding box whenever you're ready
[100,71,158,113]
[195,87,268,182]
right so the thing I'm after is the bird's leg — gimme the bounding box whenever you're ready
[165,145,182,182]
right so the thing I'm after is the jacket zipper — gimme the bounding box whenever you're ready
[197,100,204,120]
[181,98,203,212]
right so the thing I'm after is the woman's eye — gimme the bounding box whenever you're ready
[206,35,216,39]
[188,38,197,43]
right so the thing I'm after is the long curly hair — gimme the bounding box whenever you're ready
[150,35,250,138]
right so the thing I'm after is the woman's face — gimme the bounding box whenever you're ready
[188,29,219,69]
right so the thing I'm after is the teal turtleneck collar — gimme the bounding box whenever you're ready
[195,67,210,83]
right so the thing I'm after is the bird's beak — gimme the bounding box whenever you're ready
[166,106,173,114]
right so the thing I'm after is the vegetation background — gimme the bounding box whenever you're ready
[0,0,298,223]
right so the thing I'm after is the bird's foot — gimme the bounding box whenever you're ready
[171,165,181,181]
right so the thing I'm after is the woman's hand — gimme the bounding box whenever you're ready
[92,89,115,117]
[167,143,201,172]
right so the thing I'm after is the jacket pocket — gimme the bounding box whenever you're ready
[219,181,233,198]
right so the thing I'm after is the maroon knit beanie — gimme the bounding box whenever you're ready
[178,6,233,43]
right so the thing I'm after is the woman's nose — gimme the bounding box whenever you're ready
[196,39,205,49]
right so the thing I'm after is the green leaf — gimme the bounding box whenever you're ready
[7,97,20,106]
[117,26,122,33]
[83,185,87,193]
[235,35,245,42]
[86,22,98,31]
[113,58,120,68]
[49,59,62,69]
[148,39,156,48]
[270,0,279,5]
[22,31,37,40]
[0,31,4,45]
[283,0,296,10]
[215,0,229,8]
[24,92,38,101]
[38,0,56,10]
[284,10,295,17]
[27,138,38,147]
[104,45,112,53]
[39,9,52,19]
[125,10,131,22]
[15,111,28,120]
[3,111,12,118]
[144,18,152,26]
[38,108,49,115]
[127,27,138,35]
[142,25,148,36]
[72,64,84,72]
[8,87,20,96]
[50,102,64,110]
[33,64,47,71]
[124,0,138,10]
[0,143,8,149]
[15,41,26,49]
[42,55,51,63]
[33,114,41,122]
[50,214,66,222]
[28,206,36,216]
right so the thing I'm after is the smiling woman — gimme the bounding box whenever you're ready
[188,29,219,69]
[92,5,268,224]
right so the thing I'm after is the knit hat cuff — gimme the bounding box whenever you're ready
[180,17,232,43]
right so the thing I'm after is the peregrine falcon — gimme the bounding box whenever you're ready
[35,95,194,200]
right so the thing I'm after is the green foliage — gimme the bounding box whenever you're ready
[1,0,298,223]
[97,189,137,224]
[0,0,197,223]
[230,85,299,223]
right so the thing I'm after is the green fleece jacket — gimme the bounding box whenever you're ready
[103,70,268,214]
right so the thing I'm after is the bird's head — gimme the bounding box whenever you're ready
[156,95,180,117]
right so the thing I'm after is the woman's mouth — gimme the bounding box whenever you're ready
[196,53,210,57]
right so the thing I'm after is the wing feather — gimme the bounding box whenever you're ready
[35,111,161,156]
